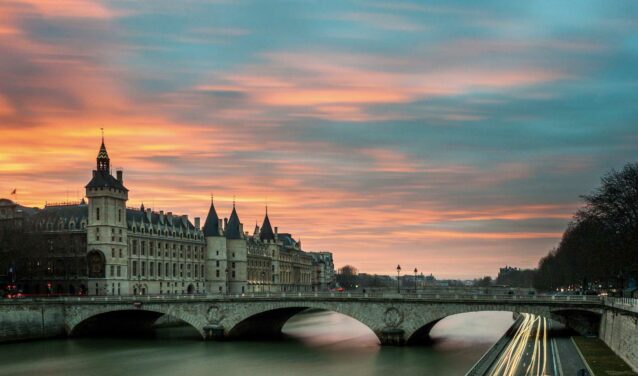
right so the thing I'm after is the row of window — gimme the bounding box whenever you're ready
[130,239,205,260]
[131,261,205,279]
[130,225,203,240]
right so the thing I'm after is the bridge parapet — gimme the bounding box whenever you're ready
[604,296,638,315]
[9,292,605,305]
[0,292,612,346]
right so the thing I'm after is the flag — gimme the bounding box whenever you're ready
[11,189,16,195]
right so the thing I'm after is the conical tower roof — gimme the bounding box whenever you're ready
[203,196,221,237]
[225,204,242,239]
[259,209,275,241]
[97,140,109,160]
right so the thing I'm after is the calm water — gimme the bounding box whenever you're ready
[0,311,513,376]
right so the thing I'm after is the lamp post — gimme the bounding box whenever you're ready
[396,264,401,294]
[414,268,418,293]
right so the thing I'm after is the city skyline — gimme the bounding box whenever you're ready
[2,1,638,278]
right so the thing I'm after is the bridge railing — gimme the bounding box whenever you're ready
[604,296,638,313]
[1,292,605,304]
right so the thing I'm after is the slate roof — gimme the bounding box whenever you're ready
[203,200,221,237]
[29,204,88,230]
[85,170,128,191]
[225,206,242,239]
[126,209,197,231]
[277,233,297,247]
[259,213,275,241]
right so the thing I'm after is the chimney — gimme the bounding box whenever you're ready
[194,217,200,229]
[224,217,228,228]
[116,169,123,183]
[239,223,244,237]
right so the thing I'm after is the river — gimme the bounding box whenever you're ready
[0,310,513,376]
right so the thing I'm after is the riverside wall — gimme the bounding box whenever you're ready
[599,308,638,372]
[0,302,65,342]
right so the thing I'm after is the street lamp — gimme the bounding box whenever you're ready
[396,264,401,294]
[414,268,418,293]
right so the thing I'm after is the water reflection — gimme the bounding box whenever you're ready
[0,310,514,376]
[283,309,380,348]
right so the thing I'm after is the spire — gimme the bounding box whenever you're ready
[203,194,221,237]
[259,206,275,241]
[225,204,242,239]
[96,131,110,173]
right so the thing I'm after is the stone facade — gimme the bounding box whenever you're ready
[1,138,335,296]
[203,199,334,294]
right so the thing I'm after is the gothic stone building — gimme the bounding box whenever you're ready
[1,139,335,295]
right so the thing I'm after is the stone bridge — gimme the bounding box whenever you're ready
[59,293,605,345]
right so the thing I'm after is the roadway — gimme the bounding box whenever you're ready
[488,313,556,376]
[487,313,589,376]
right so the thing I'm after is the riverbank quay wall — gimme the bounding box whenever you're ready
[599,297,638,372]
[0,301,65,342]
[0,293,607,345]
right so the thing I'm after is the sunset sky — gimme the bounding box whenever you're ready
[1,1,637,278]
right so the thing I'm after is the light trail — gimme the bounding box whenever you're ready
[489,314,554,376]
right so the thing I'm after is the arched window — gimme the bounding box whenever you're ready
[87,250,106,278]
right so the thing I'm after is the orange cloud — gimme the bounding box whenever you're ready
[198,51,568,122]
[9,0,115,19]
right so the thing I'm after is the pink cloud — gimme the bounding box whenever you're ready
[5,0,115,19]
[196,50,568,122]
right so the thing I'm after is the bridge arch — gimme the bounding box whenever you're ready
[65,304,208,339]
[403,304,602,344]
[221,301,385,343]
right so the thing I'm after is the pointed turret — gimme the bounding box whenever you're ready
[225,202,242,239]
[203,195,222,237]
[96,133,110,173]
[259,206,275,241]
[85,135,127,192]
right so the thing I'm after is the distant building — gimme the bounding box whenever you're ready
[496,266,535,288]
[0,138,335,295]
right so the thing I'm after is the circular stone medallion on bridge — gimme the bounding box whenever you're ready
[383,307,403,328]
[207,306,224,324]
